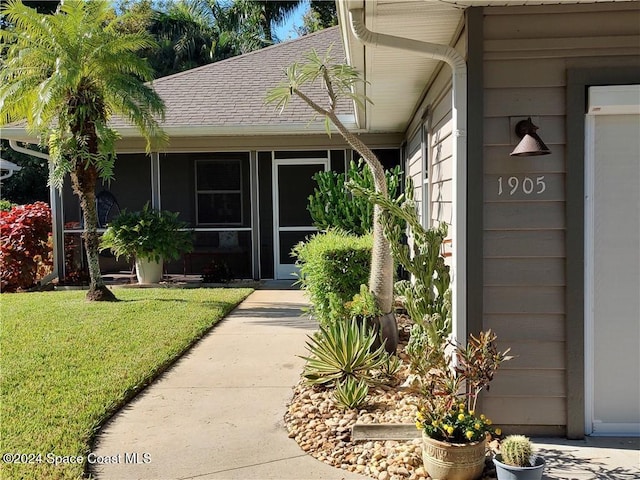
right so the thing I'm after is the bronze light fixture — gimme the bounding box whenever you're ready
[510,117,551,156]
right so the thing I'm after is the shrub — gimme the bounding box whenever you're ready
[0,200,14,212]
[301,318,387,387]
[292,230,372,325]
[308,159,402,235]
[0,202,53,292]
[333,376,369,410]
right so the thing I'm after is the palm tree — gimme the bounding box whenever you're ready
[231,0,301,44]
[151,0,216,75]
[266,49,399,353]
[0,0,166,301]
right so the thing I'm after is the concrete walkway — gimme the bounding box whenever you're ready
[90,287,639,480]
[90,287,368,480]
[535,436,639,479]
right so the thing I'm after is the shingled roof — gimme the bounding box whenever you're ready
[119,26,355,136]
[0,27,355,142]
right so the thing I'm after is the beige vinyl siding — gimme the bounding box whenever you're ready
[404,25,465,229]
[481,2,640,434]
[407,130,424,223]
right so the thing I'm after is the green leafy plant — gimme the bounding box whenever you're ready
[415,330,512,444]
[333,376,369,410]
[292,230,372,325]
[301,318,387,387]
[501,435,534,467]
[308,159,402,235]
[380,351,402,378]
[346,284,381,321]
[100,203,193,263]
[417,402,499,444]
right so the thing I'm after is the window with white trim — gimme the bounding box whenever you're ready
[195,159,243,225]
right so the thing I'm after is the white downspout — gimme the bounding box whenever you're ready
[348,8,468,343]
[8,140,62,286]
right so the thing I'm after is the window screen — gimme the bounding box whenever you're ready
[196,160,243,225]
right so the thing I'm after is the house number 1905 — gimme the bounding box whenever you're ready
[497,175,546,196]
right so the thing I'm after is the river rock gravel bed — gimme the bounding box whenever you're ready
[284,315,499,480]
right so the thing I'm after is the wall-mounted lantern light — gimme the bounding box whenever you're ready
[0,157,22,180]
[510,117,551,156]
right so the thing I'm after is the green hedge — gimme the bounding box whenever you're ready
[293,230,372,325]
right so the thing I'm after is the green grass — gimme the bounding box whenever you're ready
[0,287,252,480]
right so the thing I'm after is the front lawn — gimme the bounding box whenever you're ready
[0,287,252,480]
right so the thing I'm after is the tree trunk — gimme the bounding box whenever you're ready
[292,89,398,353]
[70,163,117,302]
[332,120,398,354]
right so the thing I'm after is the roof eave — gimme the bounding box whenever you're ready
[0,116,363,144]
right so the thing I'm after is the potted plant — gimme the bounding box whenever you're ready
[414,330,512,480]
[493,435,546,480]
[100,203,192,284]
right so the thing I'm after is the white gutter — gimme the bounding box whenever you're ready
[348,8,468,343]
[8,140,61,286]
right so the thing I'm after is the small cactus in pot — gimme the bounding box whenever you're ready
[501,435,533,467]
[494,435,546,480]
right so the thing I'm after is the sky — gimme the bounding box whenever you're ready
[273,0,310,42]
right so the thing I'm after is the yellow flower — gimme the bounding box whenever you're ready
[474,422,481,430]
[465,430,474,440]
[417,411,425,421]
[459,403,465,411]
[458,413,465,421]
[486,419,493,425]
[495,428,502,436]
[480,414,486,420]
[469,410,475,416]
[446,425,454,435]
[432,420,439,427]
[416,421,424,430]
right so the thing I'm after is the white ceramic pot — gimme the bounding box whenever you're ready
[135,257,163,284]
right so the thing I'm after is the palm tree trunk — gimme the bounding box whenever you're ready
[70,164,117,301]
[292,89,398,352]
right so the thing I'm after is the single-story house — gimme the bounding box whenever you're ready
[2,0,638,439]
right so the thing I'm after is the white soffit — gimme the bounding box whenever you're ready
[338,0,636,133]
[340,0,465,133]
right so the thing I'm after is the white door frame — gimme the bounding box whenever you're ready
[584,85,640,436]
[272,158,329,280]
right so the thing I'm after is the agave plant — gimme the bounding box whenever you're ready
[301,318,387,387]
[333,376,369,410]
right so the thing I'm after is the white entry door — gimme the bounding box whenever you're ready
[273,159,329,279]
[585,85,640,436]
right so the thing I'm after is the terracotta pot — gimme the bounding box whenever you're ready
[422,433,486,480]
[135,257,163,284]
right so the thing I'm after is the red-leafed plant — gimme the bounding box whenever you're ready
[0,202,53,292]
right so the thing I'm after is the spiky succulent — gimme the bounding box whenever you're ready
[301,318,386,386]
[501,435,533,467]
[333,376,369,410]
